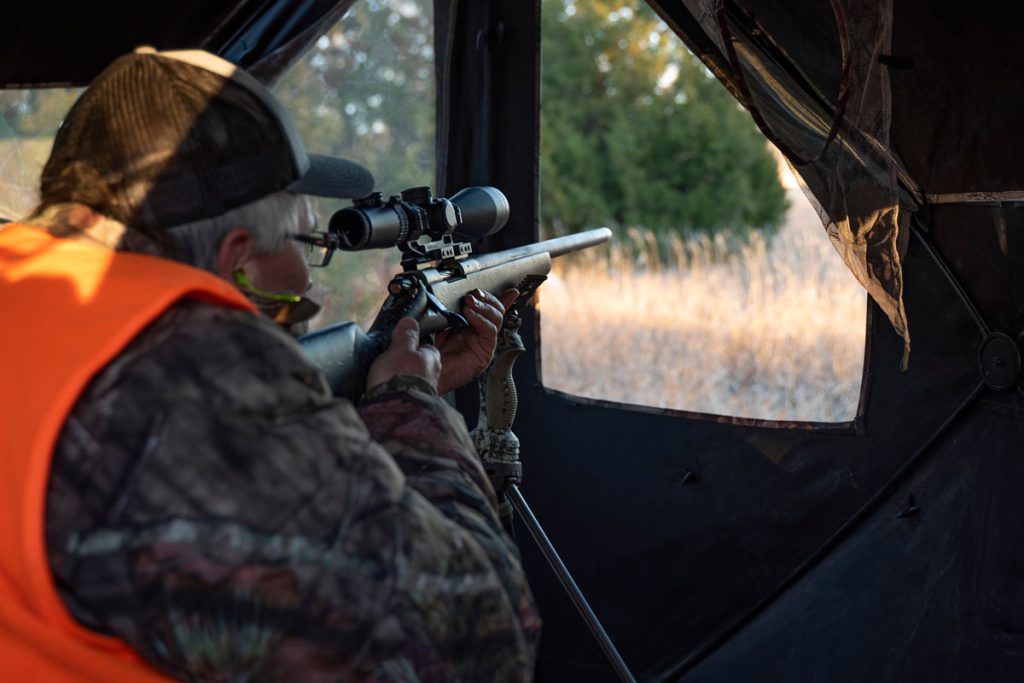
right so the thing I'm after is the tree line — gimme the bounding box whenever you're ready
[0,0,787,241]
[540,0,787,237]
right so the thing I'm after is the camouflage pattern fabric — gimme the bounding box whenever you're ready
[45,300,540,682]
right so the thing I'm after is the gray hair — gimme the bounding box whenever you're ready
[166,191,313,271]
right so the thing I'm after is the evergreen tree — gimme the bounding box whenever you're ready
[540,0,788,237]
[272,0,436,197]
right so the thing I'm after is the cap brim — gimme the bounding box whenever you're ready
[287,153,374,199]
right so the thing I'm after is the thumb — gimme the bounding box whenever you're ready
[390,317,421,351]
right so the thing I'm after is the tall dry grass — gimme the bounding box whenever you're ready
[538,190,867,423]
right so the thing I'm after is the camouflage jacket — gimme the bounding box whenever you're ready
[46,300,540,682]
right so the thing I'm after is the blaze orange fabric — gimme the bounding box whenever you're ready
[0,223,258,681]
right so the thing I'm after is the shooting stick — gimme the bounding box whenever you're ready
[471,290,638,683]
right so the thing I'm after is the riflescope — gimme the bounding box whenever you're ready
[328,186,509,257]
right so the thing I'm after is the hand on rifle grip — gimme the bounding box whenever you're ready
[366,317,442,392]
[435,288,519,395]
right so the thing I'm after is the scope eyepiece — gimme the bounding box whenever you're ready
[330,200,408,250]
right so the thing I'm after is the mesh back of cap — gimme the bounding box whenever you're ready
[41,53,298,229]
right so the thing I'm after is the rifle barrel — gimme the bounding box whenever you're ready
[459,227,612,274]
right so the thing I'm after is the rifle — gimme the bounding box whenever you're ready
[297,185,636,683]
[297,185,611,400]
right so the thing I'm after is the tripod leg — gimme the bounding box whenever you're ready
[474,308,634,681]
[507,484,637,683]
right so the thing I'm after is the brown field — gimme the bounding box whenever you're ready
[538,187,867,423]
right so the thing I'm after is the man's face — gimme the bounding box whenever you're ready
[246,202,315,297]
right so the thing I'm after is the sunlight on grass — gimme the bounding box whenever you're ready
[539,188,867,423]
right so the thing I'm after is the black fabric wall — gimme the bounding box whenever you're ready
[438,1,1024,680]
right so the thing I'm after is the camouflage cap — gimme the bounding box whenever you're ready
[40,47,374,229]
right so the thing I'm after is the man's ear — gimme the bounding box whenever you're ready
[216,227,255,281]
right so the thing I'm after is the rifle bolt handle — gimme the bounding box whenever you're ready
[389,279,414,296]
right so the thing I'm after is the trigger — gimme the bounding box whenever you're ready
[425,291,469,331]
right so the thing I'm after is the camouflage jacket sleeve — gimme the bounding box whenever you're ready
[46,301,540,683]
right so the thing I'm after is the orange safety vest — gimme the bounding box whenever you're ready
[0,223,258,681]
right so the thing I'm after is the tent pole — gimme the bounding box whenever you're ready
[507,484,638,683]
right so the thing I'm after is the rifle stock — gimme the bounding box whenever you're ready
[299,227,612,399]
